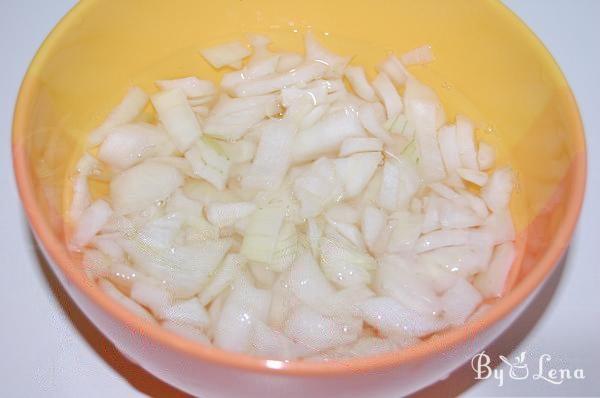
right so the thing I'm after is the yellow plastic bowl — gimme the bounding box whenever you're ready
[12,0,586,396]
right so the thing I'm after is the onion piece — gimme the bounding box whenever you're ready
[98,123,175,170]
[130,280,173,317]
[206,201,257,228]
[374,256,441,315]
[359,296,447,337]
[289,251,336,308]
[214,276,271,352]
[199,253,246,305]
[401,45,434,66]
[203,94,279,140]
[304,32,351,76]
[292,106,364,163]
[320,229,376,288]
[415,229,472,253]
[457,168,488,186]
[120,238,232,298]
[155,77,216,98]
[361,206,386,252]
[71,200,112,248]
[358,102,394,144]
[334,152,382,198]
[477,142,496,171]
[200,41,251,69]
[387,211,423,253]
[438,124,461,177]
[240,206,285,263]
[482,167,514,212]
[378,156,419,211]
[339,137,383,157]
[88,87,149,147]
[98,279,156,323]
[69,154,98,222]
[441,278,482,325]
[160,297,210,329]
[455,115,479,170]
[284,306,361,353]
[344,66,377,102]
[242,118,297,191]
[473,242,516,298]
[151,89,202,152]
[110,161,183,215]
[276,52,304,73]
[185,139,231,191]
[376,55,410,85]
[163,321,211,345]
[293,158,344,218]
[372,73,403,121]
[232,62,328,97]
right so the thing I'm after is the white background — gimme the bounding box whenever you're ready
[1,1,598,396]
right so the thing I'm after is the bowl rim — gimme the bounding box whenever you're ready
[12,0,587,376]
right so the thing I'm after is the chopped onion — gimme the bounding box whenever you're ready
[185,139,231,190]
[71,200,113,248]
[304,32,351,76]
[161,297,210,329]
[372,73,403,121]
[276,52,304,72]
[438,124,461,177]
[361,205,386,252]
[206,201,257,228]
[457,168,488,186]
[203,94,279,140]
[455,115,479,170]
[199,253,246,305]
[374,256,441,314]
[482,167,514,212]
[344,66,377,102]
[334,152,382,198]
[155,77,216,98]
[293,158,344,218]
[242,118,296,191]
[376,55,410,85]
[232,62,328,97]
[441,278,482,325]
[201,41,251,69]
[339,137,383,157]
[151,89,202,152]
[88,87,149,147]
[98,123,175,170]
[213,276,271,352]
[473,242,516,298]
[98,279,156,323]
[401,45,434,65]
[240,206,285,263]
[359,296,446,337]
[320,230,376,288]
[477,142,496,171]
[292,106,364,163]
[284,306,361,353]
[110,161,183,215]
[130,279,173,317]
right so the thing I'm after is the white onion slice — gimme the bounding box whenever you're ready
[441,278,482,325]
[473,242,516,298]
[482,167,514,212]
[376,55,410,85]
[242,118,297,191]
[359,296,446,337]
[344,66,377,102]
[71,200,113,248]
[156,77,216,98]
[477,142,496,171]
[88,87,149,147]
[151,89,201,152]
[200,41,251,69]
[98,279,156,323]
[455,115,479,170]
[372,73,403,121]
[401,45,434,65]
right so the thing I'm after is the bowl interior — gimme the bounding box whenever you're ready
[13,0,585,372]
